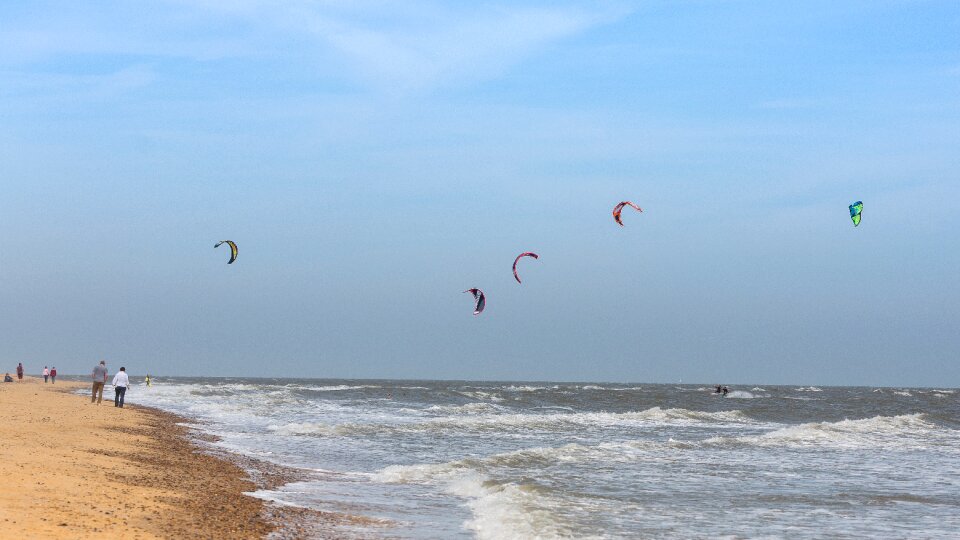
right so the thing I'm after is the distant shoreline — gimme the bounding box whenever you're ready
[50,374,959,390]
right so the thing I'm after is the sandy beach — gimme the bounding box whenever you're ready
[0,377,274,539]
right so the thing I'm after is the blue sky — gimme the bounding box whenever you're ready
[1,1,958,385]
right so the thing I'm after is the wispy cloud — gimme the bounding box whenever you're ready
[284,3,629,93]
[1,1,631,94]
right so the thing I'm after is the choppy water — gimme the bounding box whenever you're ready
[129,379,960,539]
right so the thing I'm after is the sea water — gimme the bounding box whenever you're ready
[130,379,960,539]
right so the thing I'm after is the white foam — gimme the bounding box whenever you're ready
[424,402,507,415]
[725,391,763,399]
[437,406,756,430]
[708,414,951,449]
[455,390,505,402]
[268,407,756,438]
[305,384,381,392]
[502,385,548,392]
[452,473,589,540]
[795,386,823,392]
[751,387,767,392]
[894,391,913,397]
[378,450,614,540]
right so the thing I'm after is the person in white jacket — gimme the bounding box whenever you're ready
[112,367,129,408]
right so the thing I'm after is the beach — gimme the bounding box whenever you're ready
[0,377,274,539]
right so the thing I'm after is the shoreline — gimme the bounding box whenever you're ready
[0,377,297,539]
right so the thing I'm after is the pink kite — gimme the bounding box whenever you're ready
[512,252,539,284]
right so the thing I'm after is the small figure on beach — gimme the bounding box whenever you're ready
[92,361,108,405]
[113,367,129,408]
[43,366,49,383]
[722,386,729,397]
[50,367,57,384]
[714,385,722,394]
[3,373,12,383]
[16,363,24,382]
[145,374,151,387]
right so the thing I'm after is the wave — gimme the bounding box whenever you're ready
[378,442,662,540]
[707,414,952,449]
[424,403,508,415]
[453,473,584,540]
[381,466,585,540]
[304,384,382,392]
[377,439,692,487]
[725,391,763,399]
[501,385,548,392]
[751,387,767,392]
[268,407,756,438]
[795,386,823,392]
[455,391,505,403]
[894,391,913,397]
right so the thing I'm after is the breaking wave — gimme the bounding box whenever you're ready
[455,390,505,402]
[304,384,382,392]
[725,391,763,399]
[268,407,756,437]
[707,414,954,449]
[423,403,509,415]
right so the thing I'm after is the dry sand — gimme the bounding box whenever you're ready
[0,376,274,539]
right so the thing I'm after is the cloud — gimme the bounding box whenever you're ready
[0,1,631,95]
[160,0,632,92]
[288,4,627,92]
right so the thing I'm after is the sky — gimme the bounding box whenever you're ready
[1,1,958,385]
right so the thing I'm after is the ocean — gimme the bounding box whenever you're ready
[129,379,959,539]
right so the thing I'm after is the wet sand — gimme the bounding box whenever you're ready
[0,377,274,539]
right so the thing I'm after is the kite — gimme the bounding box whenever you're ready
[849,201,863,227]
[613,201,642,226]
[512,252,539,284]
[463,288,486,315]
[214,240,238,264]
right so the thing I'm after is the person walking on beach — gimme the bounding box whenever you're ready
[50,366,57,384]
[91,361,108,404]
[112,367,129,408]
[16,363,24,382]
[43,366,49,383]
